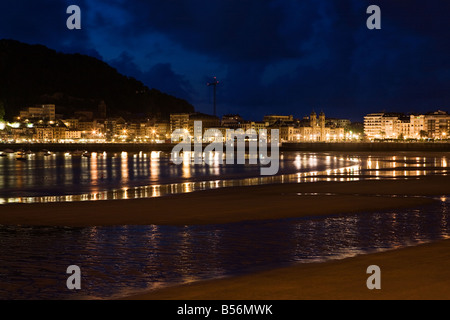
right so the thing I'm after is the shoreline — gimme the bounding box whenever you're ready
[123,238,450,300]
[2,142,450,153]
[0,177,446,227]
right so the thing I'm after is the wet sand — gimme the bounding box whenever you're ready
[125,239,450,300]
[0,176,446,227]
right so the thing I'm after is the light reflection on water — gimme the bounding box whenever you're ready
[0,152,448,204]
[0,198,448,300]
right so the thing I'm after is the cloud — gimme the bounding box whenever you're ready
[109,51,195,101]
[0,0,100,57]
[1,0,450,120]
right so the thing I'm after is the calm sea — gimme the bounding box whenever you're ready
[0,151,448,203]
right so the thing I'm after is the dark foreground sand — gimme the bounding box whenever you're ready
[1,175,449,299]
[125,239,450,300]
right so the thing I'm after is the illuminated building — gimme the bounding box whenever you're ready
[269,111,345,142]
[19,104,56,121]
[364,111,449,140]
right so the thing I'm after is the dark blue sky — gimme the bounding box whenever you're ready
[1,1,449,121]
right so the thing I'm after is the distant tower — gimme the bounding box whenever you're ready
[207,77,219,116]
[319,111,325,129]
[319,111,326,142]
[310,111,317,128]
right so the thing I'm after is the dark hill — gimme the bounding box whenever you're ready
[0,39,195,120]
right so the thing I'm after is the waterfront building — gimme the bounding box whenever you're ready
[263,115,294,126]
[364,113,384,139]
[425,110,450,139]
[170,114,190,133]
[63,119,79,130]
[78,121,95,132]
[152,121,170,142]
[65,130,82,140]
[33,121,67,142]
[221,114,245,129]
[19,104,56,121]
[409,115,426,139]
[326,118,351,129]
[188,113,220,135]
[237,121,266,134]
[364,111,449,140]
[35,127,53,141]
[170,113,221,142]
[105,117,126,141]
[269,111,344,142]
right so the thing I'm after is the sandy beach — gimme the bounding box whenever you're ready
[125,239,450,300]
[1,174,449,299]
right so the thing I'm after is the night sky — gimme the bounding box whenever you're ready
[0,0,449,122]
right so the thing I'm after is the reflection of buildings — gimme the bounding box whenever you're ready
[364,110,450,140]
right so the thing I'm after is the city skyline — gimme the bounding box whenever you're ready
[2,101,449,144]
